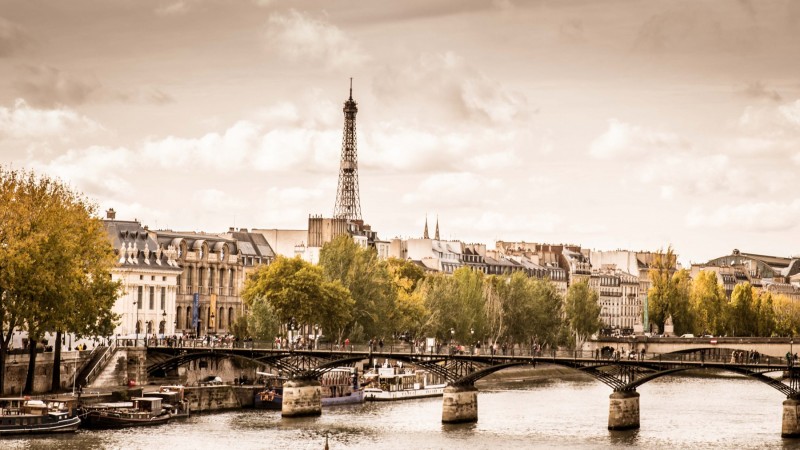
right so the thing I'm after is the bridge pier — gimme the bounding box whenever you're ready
[442,384,478,423]
[281,378,322,418]
[608,390,639,430]
[782,396,800,438]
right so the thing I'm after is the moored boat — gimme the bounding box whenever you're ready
[142,385,189,419]
[363,367,446,401]
[80,397,170,429]
[0,397,81,435]
[320,368,364,406]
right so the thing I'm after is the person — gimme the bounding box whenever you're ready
[787,351,792,368]
[344,338,350,349]
[378,339,384,352]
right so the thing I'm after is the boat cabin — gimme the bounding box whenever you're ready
[131,397,163,417]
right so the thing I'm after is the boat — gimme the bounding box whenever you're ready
[0,397,81,435]
[253,374,285,410]
[80,397,171,429]
[254,368,364,409]
[320,368,364,406]
[362,367,446,401]
[142,385,190,419]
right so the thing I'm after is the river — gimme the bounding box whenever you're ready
[3,370,797,449]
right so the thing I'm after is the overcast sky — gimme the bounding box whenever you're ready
[1,0,799,265]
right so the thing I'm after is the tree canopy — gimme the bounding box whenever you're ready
[0,168,120,393]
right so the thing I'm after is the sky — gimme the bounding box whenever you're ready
[1,0,799,266]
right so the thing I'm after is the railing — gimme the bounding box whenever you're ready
[80,339,118,388]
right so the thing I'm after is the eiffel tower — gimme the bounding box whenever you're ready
[333,78,362,222]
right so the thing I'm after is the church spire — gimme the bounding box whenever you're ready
[435,215,440,240]
[423,215,429,239]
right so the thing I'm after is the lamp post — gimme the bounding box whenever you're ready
[161,310,167,337]
[470,328,474,355]
[134,300,139,346]
[314,324,320,350]
[210,312,215,335]
[450,328,455,355]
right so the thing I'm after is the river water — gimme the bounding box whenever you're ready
[3,370,798,449]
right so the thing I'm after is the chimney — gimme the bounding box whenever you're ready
[106,208,116,219]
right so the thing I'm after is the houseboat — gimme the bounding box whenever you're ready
[80,397,170,429]
[363,367,446,401]
[142,385,189,419]
[254,368,364,409]
[0,397,81,435]
[320,368,364,406]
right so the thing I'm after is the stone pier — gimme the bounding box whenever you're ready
[281,378,322,418]
[782,396,800,438]
[442,384,478,423]
[608,390,639,430]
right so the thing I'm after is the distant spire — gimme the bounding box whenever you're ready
[435,215,440,240]
[423,215,429,239]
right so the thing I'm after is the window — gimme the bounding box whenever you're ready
[149,286,155,309]
[137,287,143,308]
[139,275,143,280]
[151,276,155,281]
[162,276,166,281]
[160,287,166,310]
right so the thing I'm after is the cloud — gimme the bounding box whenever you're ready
[12,65,101,107]
[155,1,191,16]
[589,119,689,160]
[0,17,31,57]
[686,200,800,232]
[401,173,507,208]
[11,65,174,107]
[372,52,529,124]
[0,99,104,141]
[739,81,782,102]
[30,146,135,199]
[264,10,368,70]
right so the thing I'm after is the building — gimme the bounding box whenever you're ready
[691,249,800,300]
[590,266,640,334]
[102,210,181,338]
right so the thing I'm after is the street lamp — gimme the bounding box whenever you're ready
[134,301,139,346]
[314,325,320,350]
[161,310,167,336]
[450,328,455,355]
[470,328,474,355]
[210,312,215,335]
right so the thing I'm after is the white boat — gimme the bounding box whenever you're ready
[362,367,446,401]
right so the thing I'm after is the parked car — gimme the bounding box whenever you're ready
[680,334,695,338]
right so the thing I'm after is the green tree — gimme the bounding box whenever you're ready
[529,278,563,348]
[754,291,776,337]
[670,269,694,335]
[319,235,395,341]
[647,246,678,333]
[773,294,800,337]
[727,282,756,336]
[0,168,120,394]
[689,270,727,336]
[386,258,429,341]
[241,255,353,343]
[564,280,601,349]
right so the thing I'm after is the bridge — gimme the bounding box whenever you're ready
[144,344,800,437]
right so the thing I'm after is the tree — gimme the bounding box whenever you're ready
[0,168,120,394]
[727,283,756,336]
[241,255,353,343]
[772,294,800,337]
[647,246,678,333]
[386,258,429,341]
[754,291,776,337]
[689,270,726,336]
[319,235,395,341]
[670,269,693,335]
[564,280,601,349]
[529,278,563,348]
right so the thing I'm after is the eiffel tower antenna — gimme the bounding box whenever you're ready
[333,78,362,221]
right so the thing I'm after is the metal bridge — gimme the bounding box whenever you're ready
[145,346,800,398]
